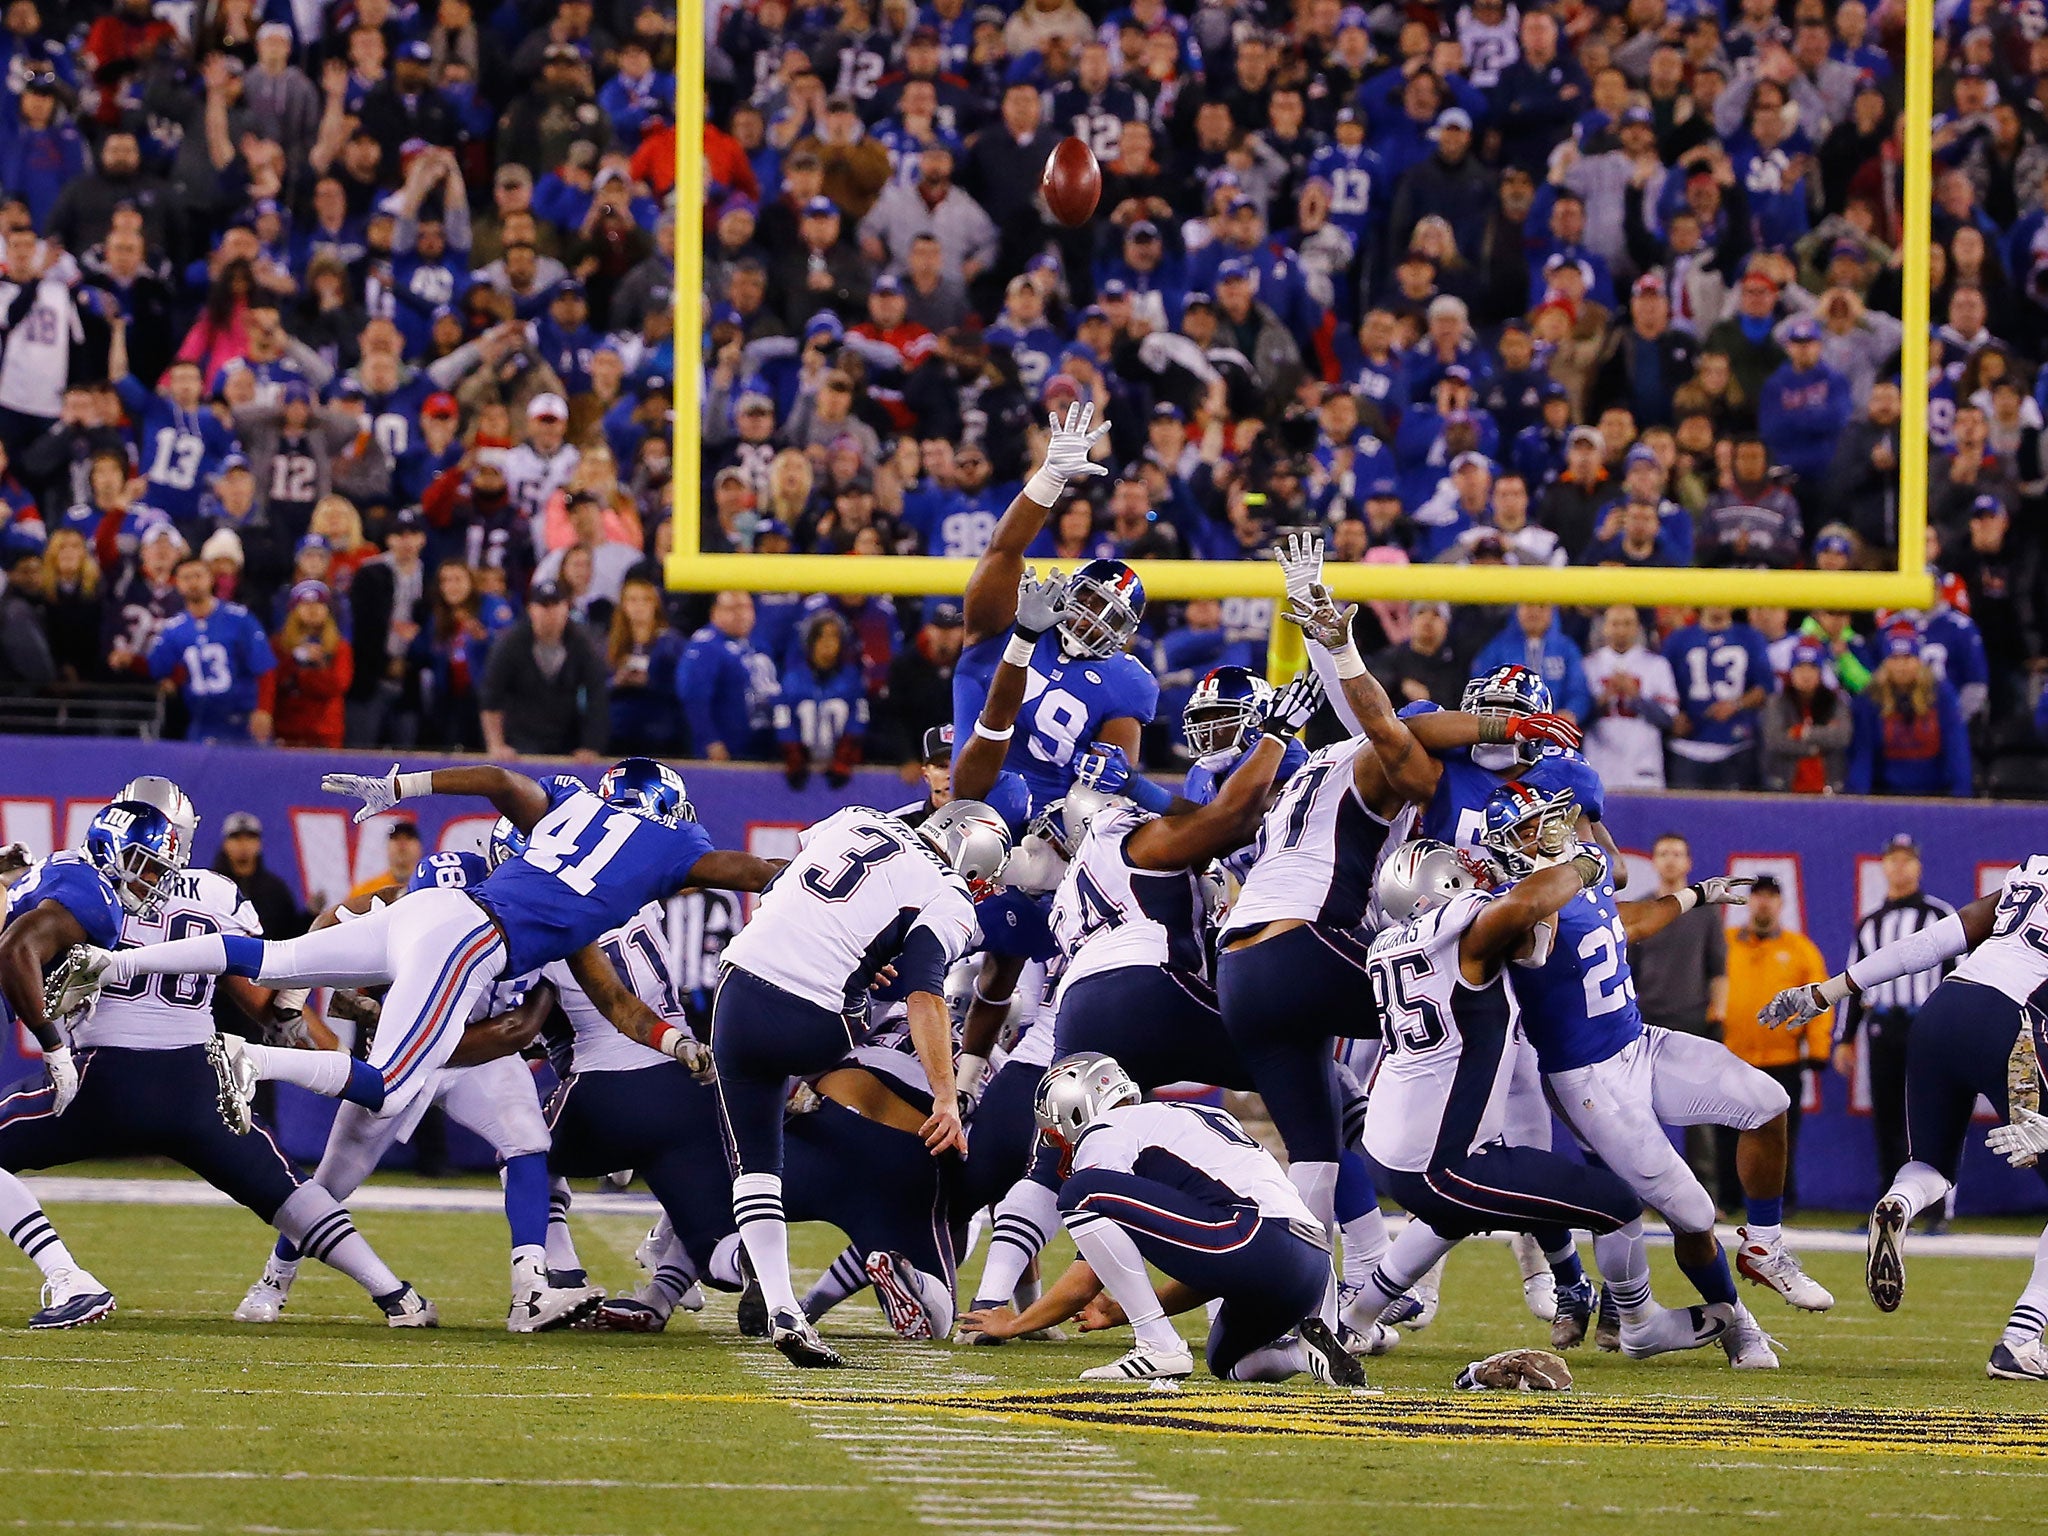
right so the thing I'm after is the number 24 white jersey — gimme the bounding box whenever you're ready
[721,807,980,1011]
[1954,856,2048,1007]
[77,868,261,1050]
[1049,803,1205,1000]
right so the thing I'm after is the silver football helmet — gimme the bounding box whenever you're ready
[1060,783,1116,849]
[1376,838,1488,925]
[1035,1052,1141,1145]
[117,775,198,853]
[918,798,1013,899]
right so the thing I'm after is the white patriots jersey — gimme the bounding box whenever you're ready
[1070,1100,1317,1226]
[79,869,261,1050]
[503,441,581,541]
[1361,891,1520,1174]
[1002,958,1057,1071]
[1224,737,1393,939]
[723,807,980,1012]
[1049,803,1205,999]
[541,902,680,1075]
[1455,4,1521,87]
[1953,856,2048,1006]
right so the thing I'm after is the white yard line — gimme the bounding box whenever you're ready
[0,1468,854,1493]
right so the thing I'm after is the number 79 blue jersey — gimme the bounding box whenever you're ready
[951,631,1159,811]
[1503,878,1642,1073]
[469,775,715,976]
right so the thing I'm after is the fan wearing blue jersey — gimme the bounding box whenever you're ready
[952,402,1160,813]
[110,347,240,526]
[56,759,776,1138]
[148,558,277,743]
[1480,781,1829,1372]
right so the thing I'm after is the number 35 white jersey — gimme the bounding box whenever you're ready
[1360,891,1520,1174]
[722,807,981,1012]
[1954,855,2048,1006]
[76,868,261,1050]
[1224,737,1393,940]
[1049,803,1204,1000]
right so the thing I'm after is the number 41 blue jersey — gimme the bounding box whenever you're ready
[1504,878,1641,1074]
[469,775,714,976]
[951,631,1159,812]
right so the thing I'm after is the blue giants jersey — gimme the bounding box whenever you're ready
[1503,879,1642,1073]
[468,776,716,976]
[4,853,123,950]
[951,632,1160,810]
[115,379,239,522]
[977,888,1058,962]
[1400,701,1605,847]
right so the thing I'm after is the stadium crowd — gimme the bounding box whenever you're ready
[0,0,2037,798]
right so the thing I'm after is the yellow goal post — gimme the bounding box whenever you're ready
[668,3,1934,642]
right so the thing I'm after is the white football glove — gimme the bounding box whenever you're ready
[1025,402,1111,504]
[0,840,31,877]
[1695,875,1754,907]
[1275,529,1325,606]
[1987,1105,2048,1169]
[43,1044,78,1115]
[1759,983,1828,1030]
[1014,567,1068,639]
[661,1031,717,1084]
[1260,669,1326,736]
[320,762,405,825]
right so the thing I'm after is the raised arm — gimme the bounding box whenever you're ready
[319,762,552,831]
[961,403,1109,645]
[565,943,715,1078]
[954,567,1063,802]
[1619,874,1753,943]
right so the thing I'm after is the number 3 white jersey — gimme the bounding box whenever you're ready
[541,902,683,1075]
[1071,1100,1318,1226]
[1223,737,1393,940]
[1954,856,2048,1006]
[722,807,980,1011]
[76,868,262,1050]
[1049,803,1204,1000]
[1360,891,1520,1174]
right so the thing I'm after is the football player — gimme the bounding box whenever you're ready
[1765,855,2048,1378]
[960,1053,1363,1387]
[0,798,432,1329]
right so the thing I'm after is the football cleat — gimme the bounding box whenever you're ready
[1619,1303,1727,1360]
[864,1251,936,1341]
[378,1283,439,1328]
[207,1033,258,1134]
[1550,1278,1595,1350]
[1383,1258,1444,1330]
[233,1260,297,1324]
[1339,1318,1400,1357]
[1988,1337,2048,1381]
[1735,1227,1835,1311]
[1298,1318,1368,1387]
[1511,1233,1558,1322]
[1714,1303,1781,1370]
[44,945,112,1021]
[29,1271,114,1330]
[507,1282,602,1333]
[961,1300,1009,1345]
[584,1297,668,1333]
[1079,1340,1194,1383]
[1594,1284,1621,1352]
[735,1251,769,1338]
[1866,1195,1909,1313]
[769,1306,845,1368]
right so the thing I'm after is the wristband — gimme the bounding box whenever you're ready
[955,1052,989,1097]
[1331,639,1366,679]
[1003,632,1038,668]
[395,770,435,801]
[1475,717,1508,745]
[973,719,1014,742]
[1125,773,1173,814]
[1023,469,1065,507]
[648,1021,686,1060]
[1672,885,1701,915]
[1817,973,1853,1007]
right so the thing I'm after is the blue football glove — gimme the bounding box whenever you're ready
[1072,742,1134,796]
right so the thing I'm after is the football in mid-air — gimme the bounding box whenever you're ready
[1042,136,1102,227]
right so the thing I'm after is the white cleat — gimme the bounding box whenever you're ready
[1735,1227,1834,1311]
[28,1269,115,1330]
[1339,1319,1401,1358]
[379,1283,439,1328]
[1712,1303,1781,1370]
[44,945,115,1021]
[1511,1233,1558,1321]
[1619,1303,1728,1360]
[233,1260,297,1323]
[1079,1340,1194,1384]
[206,1033,258,1134]
[507,1283,603,1333]
[1988,1337,2048,1381]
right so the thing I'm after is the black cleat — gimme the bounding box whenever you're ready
[1299,1317,1367,1387]
[736,1249,769,1338]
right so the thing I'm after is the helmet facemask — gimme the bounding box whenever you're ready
[1483,792,1580,880]
[1058,572,1141,659]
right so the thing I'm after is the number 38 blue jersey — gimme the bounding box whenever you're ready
[951,632,1159,811]
[1503,879,1642,1074]
[469,775,714,976]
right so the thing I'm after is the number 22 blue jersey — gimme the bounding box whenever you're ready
[951,631,1160,812]
[1503,879,1642,1073]
[469,775,715,976]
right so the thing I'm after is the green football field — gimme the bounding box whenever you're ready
[7,1180,2048,1536]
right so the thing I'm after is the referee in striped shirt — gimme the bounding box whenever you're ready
[1835,834,1956,1195]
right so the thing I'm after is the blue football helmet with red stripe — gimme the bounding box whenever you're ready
[1059,558,1145,659]
[598,758,696,828]
[1480,781,1581,879]
[1183,665,1274,758]
[83,800,184,916]
[1462,664,1555,768]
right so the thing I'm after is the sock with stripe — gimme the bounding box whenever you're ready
[1540,1231,1586,1289]
[240,1044,370,1103]
[1677,1241,1739,1308]
[732,1172,798,1314]
[971,1178,1059,1309]
[545,1180,581,1273]
[2003,1225,2048,1349]
[273,1184,402,1300]
[645,1244,699,1315]
[1342,1220,1457,1332]
[1064,1213,1178,1353]
[801,1246,869,1320]
[1593,1219,1655,1320]
[0,1173,81,1280]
